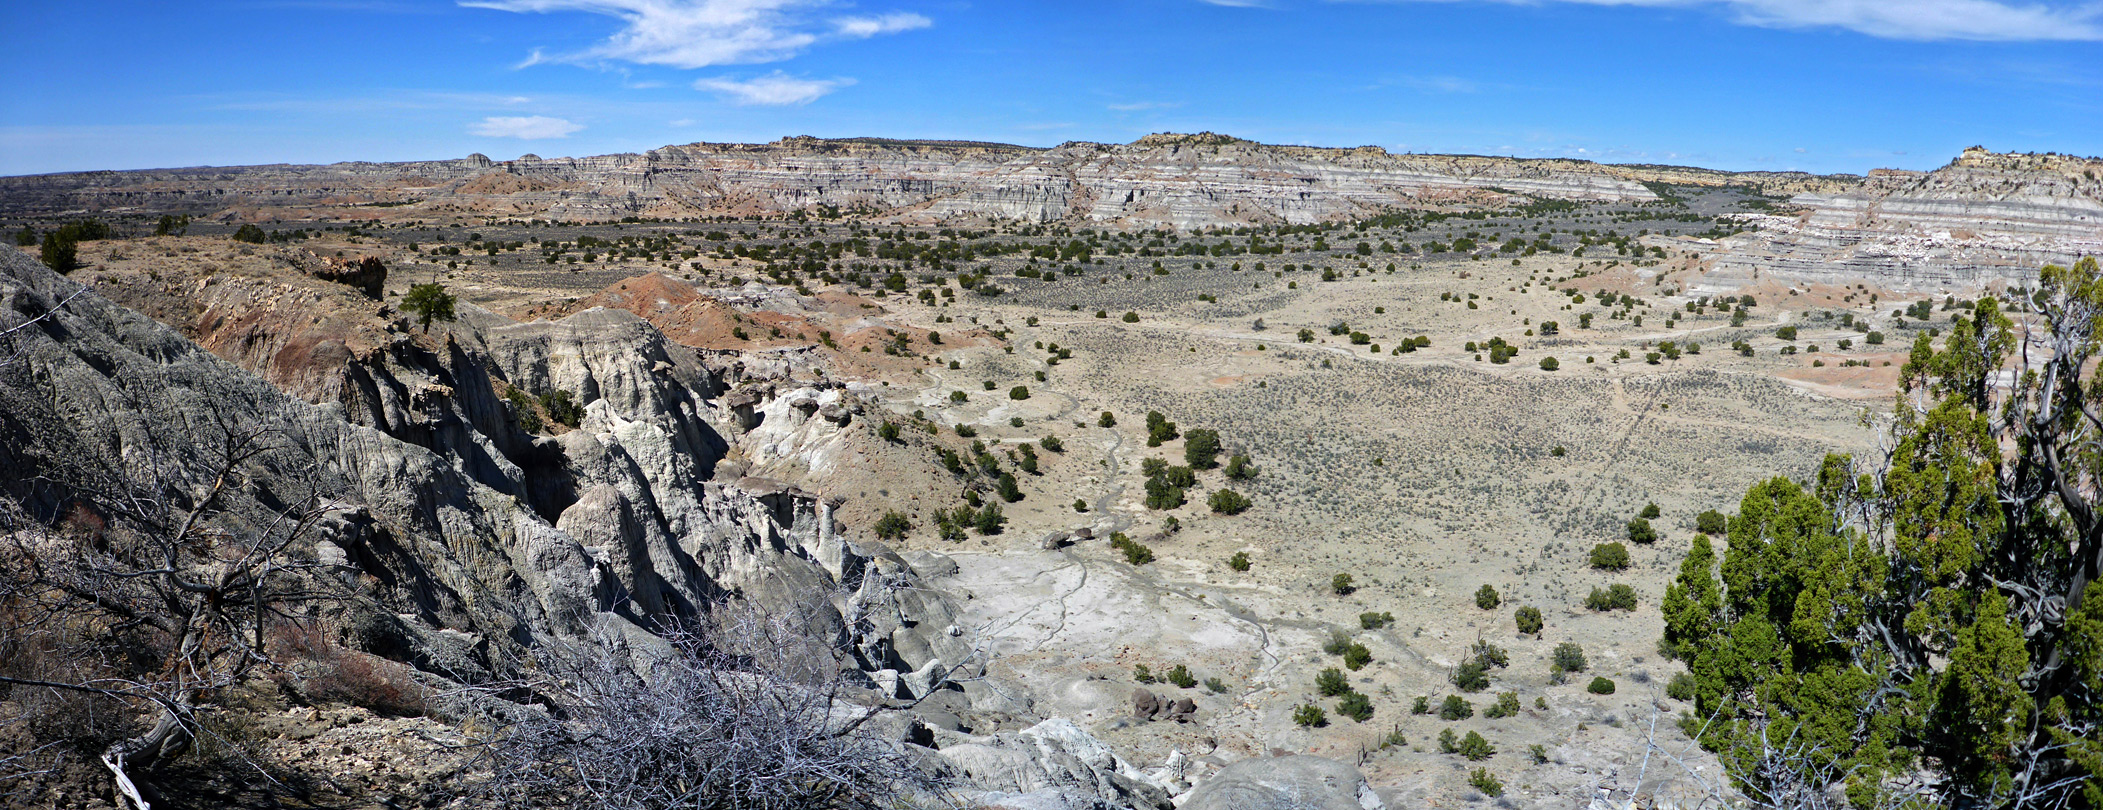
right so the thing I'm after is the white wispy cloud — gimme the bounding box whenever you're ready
[833,12,931,37]
[1710,0,2102,40]
[1352,0,2103,41]
[463,0,931,69]
[469,115,584,138]
[694,71,853,104]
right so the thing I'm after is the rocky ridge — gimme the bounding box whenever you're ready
[1695,147,2103,291]
[0,133,1855,230]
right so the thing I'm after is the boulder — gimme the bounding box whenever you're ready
[1130,688,1159,720]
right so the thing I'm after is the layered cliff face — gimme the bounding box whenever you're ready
[0,133,1793,229]
[1702,148,2103,291]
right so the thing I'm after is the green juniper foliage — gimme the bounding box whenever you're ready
[1662,258,2103,808]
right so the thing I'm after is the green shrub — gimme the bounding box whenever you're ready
[1588,676,1616,695]
[1122,311,1140,323]
[1165,664,1198,689]
[1341,642,1372,671]
[1696,509,1727,535]
[1142,476,1186,510]
[878,421,901,443]
[1514,606,1544,636]
[1331,573,1355,595]
[1438,728,1459,753]
[874,510,912,540]
[1626,517,1659,544]
[39,231,78,272]
[1528,744,1548,764]
[1475,584,1501,610]
[1133,664,1155,684]
[1098,411,1116,427]
[1293,704,1326,727]
[1144,411,1179,446]
[1109,533,1154,565]
[1483,691,1521,719]
[1183,428,1221,469]
[1204,677,1227,694]
[1009,385,1030,400]
[1208,488,1251,515]
[1590,542,1631,570]
[1458,730,1496,761]
[1666,672,1696,701]
[1468,768,1505,797]
[1335,691,1374,723]
[1552,642,1588,675]
[1316,668,1351,697]
[1228,552,1251,572]
[973,503,1005,535]
[1586,584,1639,611]
[1412,695,1431,715]
[1359,611,1394,630]
[1452,660,1490,692]
[506,389,545,433]
[1639,502,1661,519]
[402,282,459,332]
[1438,695,1473,721]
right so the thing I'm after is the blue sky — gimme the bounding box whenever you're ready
[3,0,2098,176]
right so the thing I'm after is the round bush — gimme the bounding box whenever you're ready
[1514,606,1544,636]
[1587,676,1616,695]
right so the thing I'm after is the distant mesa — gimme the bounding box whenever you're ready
[0,137,2095,286]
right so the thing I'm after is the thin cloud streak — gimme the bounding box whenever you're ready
[694,71,853,104]
[1345,0,2103,41]
[462,0,930,70]
[469,115,584,138]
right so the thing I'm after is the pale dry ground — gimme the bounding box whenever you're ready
[362,234,1916,805]
[41,227,1951,806]
[869,252,1896,806]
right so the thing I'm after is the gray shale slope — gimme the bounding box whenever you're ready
[0,247,1222,809]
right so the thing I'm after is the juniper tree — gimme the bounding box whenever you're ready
[1662,259,2103,808]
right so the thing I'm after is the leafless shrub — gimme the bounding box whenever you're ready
[0,420,336,809]
[1603,696,1937,810]
[457,595,957,810]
